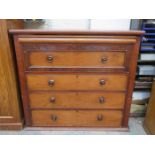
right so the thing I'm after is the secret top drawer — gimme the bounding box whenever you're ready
[27,73,128,91]
[17,36,136,71]
[26,50,126,69]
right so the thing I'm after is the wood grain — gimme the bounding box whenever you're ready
[18,37,137,44]
[144,79,155,134]
[122,37,141,127]
[32,110,123,127]
[28,50,125,69]
[27,74,128,91]
[29,92,125,109]
[9,29,145,36]
[0,20,23,130]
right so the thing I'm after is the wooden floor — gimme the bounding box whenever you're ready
[0,117,146,135]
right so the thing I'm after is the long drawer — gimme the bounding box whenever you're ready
[29,92,125,109]
[26,51,126,69]
[27,74,128,91]
[31,110,123,127]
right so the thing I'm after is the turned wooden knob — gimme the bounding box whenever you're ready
[48,80,55,87]
[101,57,108,63]
[100,79,105,85]
[47,55,54,62]
[99,96,105,104]
[50,97,56,103]
[51,115,57,121]
[97,114,103,121]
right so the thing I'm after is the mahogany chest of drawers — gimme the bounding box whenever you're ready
[10,30,144,129]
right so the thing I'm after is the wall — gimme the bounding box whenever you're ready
[24,19,131,30]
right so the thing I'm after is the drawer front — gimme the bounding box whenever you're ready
[27,51,125,69]
[31,110,123,127]
[29,92,125,109]
[27,74,127,91]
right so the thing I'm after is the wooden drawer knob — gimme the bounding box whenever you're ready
[48,80,55,87]
[100,79,105,85]
[47,55,54,62]
[101,57,108,63]
[97,114,103,121]
[99,96,105,104]
[50,97,56,103]
[51,115,57,121]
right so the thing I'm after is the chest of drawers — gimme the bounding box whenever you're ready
[10,30,144,129]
